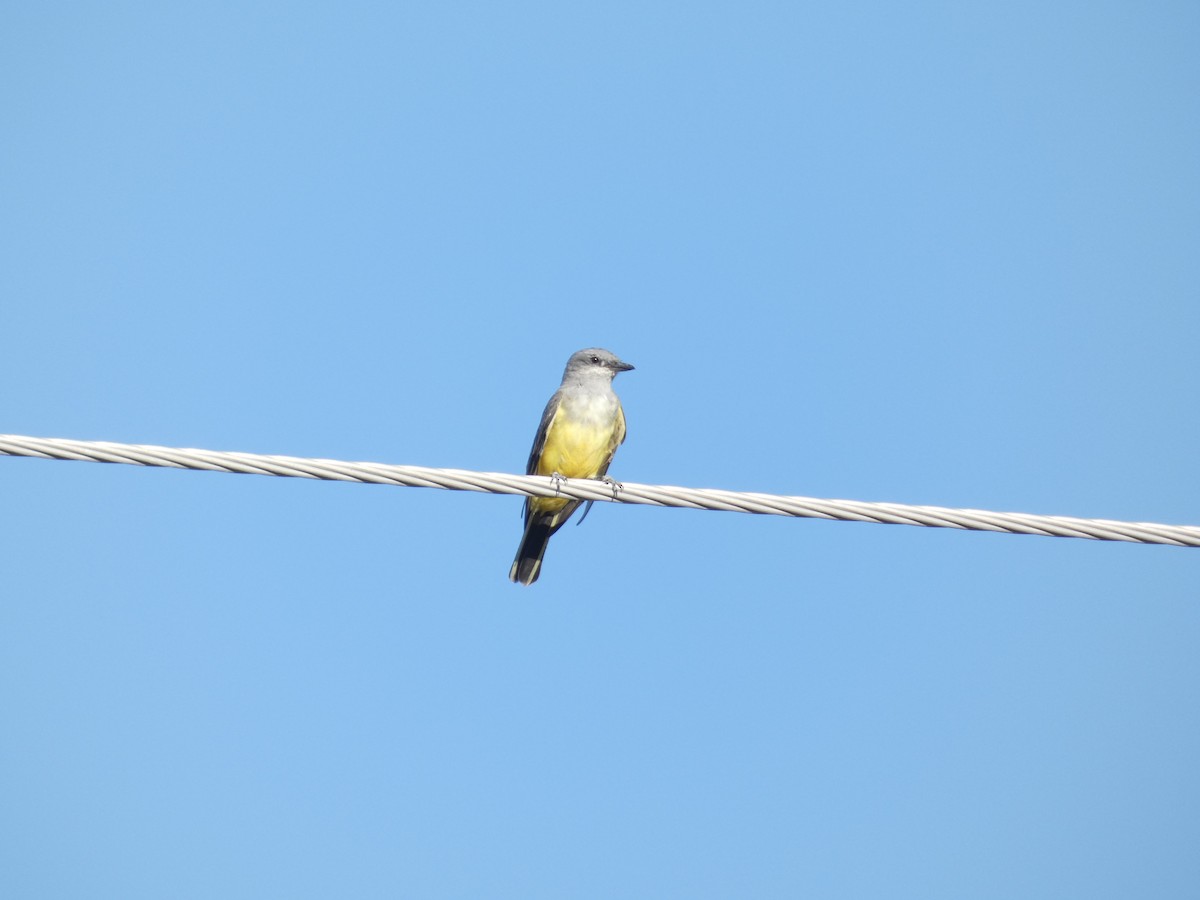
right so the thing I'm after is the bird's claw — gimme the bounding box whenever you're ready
[599,475,623,501]
[577,475,622,526]
[549,471,567,496]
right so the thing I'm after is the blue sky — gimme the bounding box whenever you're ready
[2,3,1198,897]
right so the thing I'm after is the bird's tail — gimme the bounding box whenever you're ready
[509,518,553,585]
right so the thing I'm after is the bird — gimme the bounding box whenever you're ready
[509,348,634,585]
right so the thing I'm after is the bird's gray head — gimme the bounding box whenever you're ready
[562,348,635,383]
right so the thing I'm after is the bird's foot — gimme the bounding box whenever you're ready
[549,471,567,495]
[577,476,622,526]
[598,475,623,500]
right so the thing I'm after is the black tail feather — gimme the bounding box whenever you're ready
[509,519,553,585]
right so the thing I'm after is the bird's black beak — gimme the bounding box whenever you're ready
[614,360,635,372]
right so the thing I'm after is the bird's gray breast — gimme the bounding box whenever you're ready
[558,384,619,426]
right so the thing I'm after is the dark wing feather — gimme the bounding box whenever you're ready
[525,389,563,475]
[520,389,564,523]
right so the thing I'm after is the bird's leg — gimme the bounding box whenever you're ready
[577,475,622,526]
[598,474,623,501]
[549,471,567,496]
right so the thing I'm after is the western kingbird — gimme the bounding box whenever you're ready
[509,348,634,585]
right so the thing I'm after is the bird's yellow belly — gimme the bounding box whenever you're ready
[536,417,613,479]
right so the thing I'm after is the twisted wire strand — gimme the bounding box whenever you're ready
[1,433,1196,547]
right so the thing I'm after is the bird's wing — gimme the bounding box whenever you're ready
[525,389,564,476]
[521,390,571,527]
[595,403,627,479]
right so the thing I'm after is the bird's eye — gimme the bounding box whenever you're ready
[590,355,600,364]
